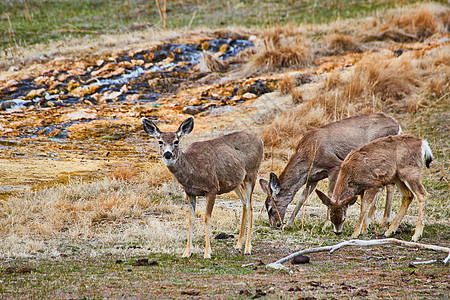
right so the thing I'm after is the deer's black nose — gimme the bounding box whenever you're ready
[334,231,342,236]
[163,152,173,159]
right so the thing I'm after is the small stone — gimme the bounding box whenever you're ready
[144,52,154,61]
[242,92,256,99]
[131,59,144,66]
[126,94,140,101]
[25,88,46,100]
[219,44,229,53]
[201,41,210,51]
[291,255,310,264]
[66,80,80,92]
[214,233,234,239]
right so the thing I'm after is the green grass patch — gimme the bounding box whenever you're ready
[1,0,445,51]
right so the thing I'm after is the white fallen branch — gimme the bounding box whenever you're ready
[411,260,438,265]
[266,238,450,270]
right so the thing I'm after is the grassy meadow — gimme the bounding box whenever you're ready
[0,0,449,298]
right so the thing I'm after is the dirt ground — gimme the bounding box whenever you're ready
[1,234,449,299]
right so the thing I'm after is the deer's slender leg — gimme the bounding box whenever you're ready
[364,188,382,231]
[234,184,247,251]
[384,180,413,238]
[352,189,377,238]
[204,194,216,259]
[284,181,318,229]
[408,181,428,242]
[182,194,196,258]
[365,190,378,226]
[243,181,254,255]
[381,184,394,226]
[322,167,340,231]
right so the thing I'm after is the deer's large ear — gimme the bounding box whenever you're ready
[316,190,333,207]
[259,179,269,195]
[342,195,358,207]
[269,172,281,196]
[142,117,161,139]
[177,117,194,138]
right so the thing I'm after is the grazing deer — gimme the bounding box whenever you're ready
[259,113,400,229]
[316,134,433,242]
[142,117,263,258]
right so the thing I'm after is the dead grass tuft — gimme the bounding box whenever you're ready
[344,53,421,102]
[260,102,328,150]
[197,51,229,73]
[325,34,363,55]
[290,88,303,105]
[278,75,295,95]
[390,7,438,38]
[141,162,174,186]
[324,71,342,91]
[241,29,312,76]
[110,165,141,182]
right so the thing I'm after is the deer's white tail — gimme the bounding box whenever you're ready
[422,140,433,168]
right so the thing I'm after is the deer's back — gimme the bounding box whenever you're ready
[341,135,424,189]
[297,113,399,163]
[280,113,400,183]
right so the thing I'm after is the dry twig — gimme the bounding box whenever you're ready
[266,238,450,270]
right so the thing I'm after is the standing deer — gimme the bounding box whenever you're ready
[259,113,400,229]
[316,134,433,242]
[142,116,263,258]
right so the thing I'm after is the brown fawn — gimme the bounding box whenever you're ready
[316,134,433,242]
[142,117,263,258]
[259,113,400,229]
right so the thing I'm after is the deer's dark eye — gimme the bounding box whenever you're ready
[158,141,163,145]
[174,140,179,145]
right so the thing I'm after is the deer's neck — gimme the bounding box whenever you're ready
[277,161,310,203]
[334,177,359,203]
[167,153,194,187]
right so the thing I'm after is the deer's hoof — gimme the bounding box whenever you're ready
[411,235,421,242]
